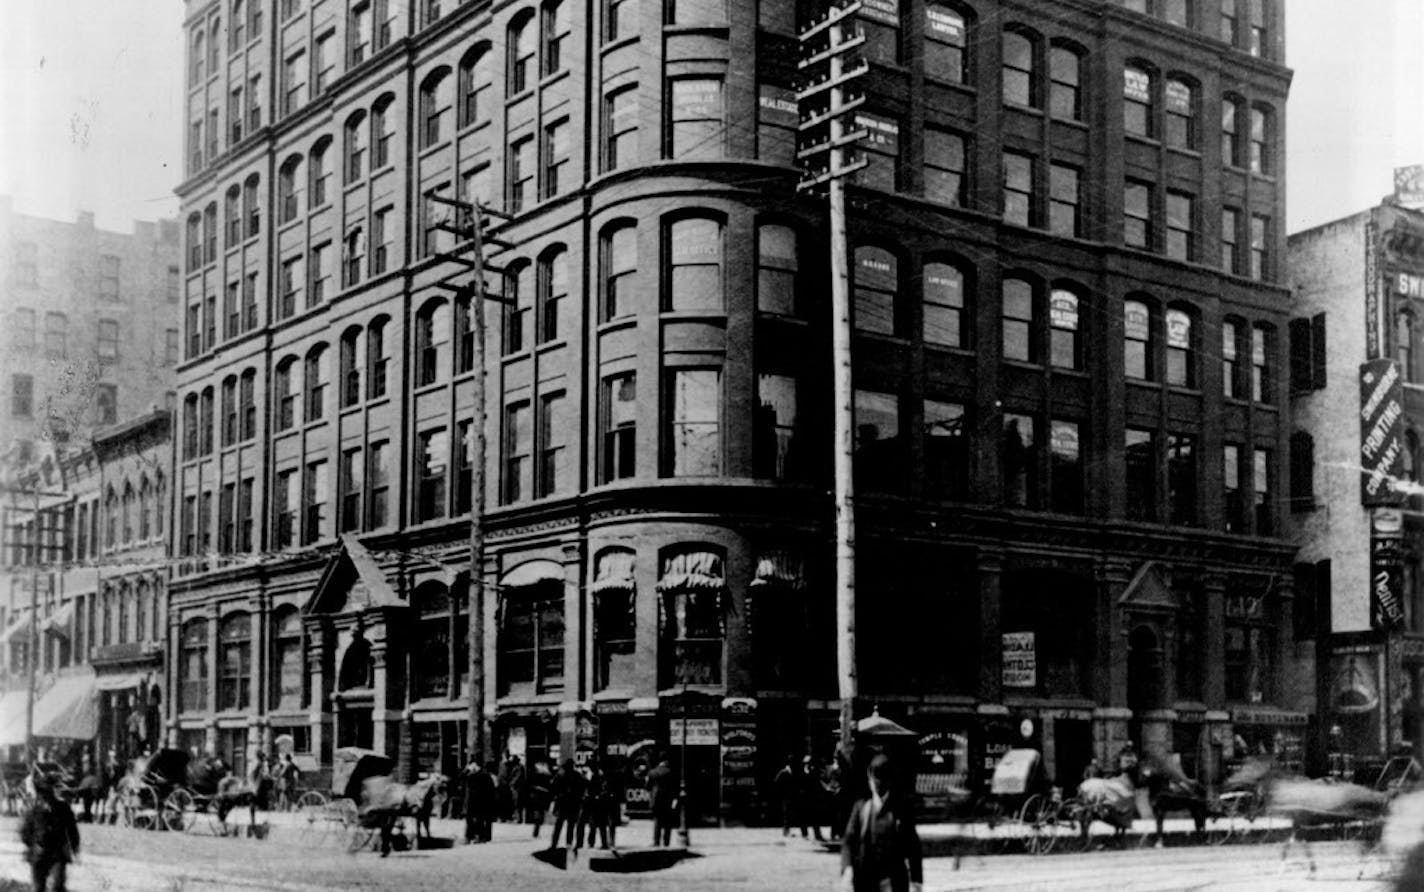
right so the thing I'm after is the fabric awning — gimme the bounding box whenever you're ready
[657,551,725,592]
[41,602,75,638]
[590,550,635,595]
[0,689,30,746]
[32,670,98,740]
[0,615,33,644]
[501,560,565,589]
[95,671,148,692]
[749,551,806,590]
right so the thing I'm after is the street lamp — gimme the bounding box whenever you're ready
[677,679,690,848]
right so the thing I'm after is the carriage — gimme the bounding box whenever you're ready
[295,747,398,852]
[117,749,262,834]
[949,748,1066,854]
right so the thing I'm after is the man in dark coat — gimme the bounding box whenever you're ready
[774,755,798,837]
[546,759,585,850]
[646,755,679,847]
[506,754,526,822]
[21,770,80,892]
[461,756,496,844]
[839,754,922,892]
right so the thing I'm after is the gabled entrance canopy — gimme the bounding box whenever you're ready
[303,534,404,616]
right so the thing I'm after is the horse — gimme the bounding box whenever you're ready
[359,774,449,857]
[1138,757,1209,845]
[1074,772,1138,847]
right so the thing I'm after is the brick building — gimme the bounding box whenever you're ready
[1288,177,1424,776]
[168,0,1299,820]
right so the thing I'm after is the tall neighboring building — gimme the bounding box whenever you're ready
[169,0,1295,818]
[0,198,181,466]
[1288,170,1424,777]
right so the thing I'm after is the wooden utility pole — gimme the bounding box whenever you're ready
[428,192,512,765]
[798,2,868,755]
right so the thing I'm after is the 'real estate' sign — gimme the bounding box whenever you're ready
[1360,358,1406,506]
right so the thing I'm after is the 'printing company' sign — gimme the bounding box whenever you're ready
[1359,358,1406,506]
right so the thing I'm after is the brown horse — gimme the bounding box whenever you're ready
[1138,757,1209,845]
[359,774,448,856]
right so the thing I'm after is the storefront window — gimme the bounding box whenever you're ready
[180,618,208,713]
[593,550,637,692]
[414,581,452,700]
[498,576,565,696]
[270,606,303,712]
[218,612,252,711]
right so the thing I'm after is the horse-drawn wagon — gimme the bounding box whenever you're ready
[946,748,1065,854]
[297,747,446,854]
[125,749,263,834]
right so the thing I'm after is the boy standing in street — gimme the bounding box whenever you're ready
[20,769,80,892]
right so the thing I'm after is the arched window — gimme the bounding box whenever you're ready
[1124,63,1155,137]
[413,581,453,699]
[345,111,368,182]
[1124,298,1154,380]
[340,327,361,407]
[220,375,237,445]
[923,261,966,349]
[1250,104,1274,175]
[179,618,208,712]
[497,563,566,695]
[666,217,724,312]
[458,43,492,128]
[542,0,569,76]
[1166,76,1197,149]
[853,246,898,335]
[1049,287,1081,369]
[1166,305,1196,387]
[192,30,206,83]
[756,224,798,315]
[1252,322,1273,402]
[122,484,136,544]
[415,299,450,386]
[1049,42,1083,120]
[372,93,396,167]
[309,136,332,208]
[1002,29,1038,108]
[218,612,252,711]
[592,548,636,692]
[138,477,152,540]
[230,0,246,49]
[500,262,533,356]
[200,386,215,454]
[925,2,969,85]
[304,343,328,422]
[1221,94,1244,167]
[274,356,297,430]
[270,606,303,711]
[657,548,726,687]
[225,185,242,244]
[538,247,568,344]
[1002,277,1036,363]
[242,174,261,238]
[187,213,203,267]
[239,368,257,439]
[367,317,389,399]
[182,393,199,459]
[278,154,303,223]
[508,12,535,94]
[602,223,638,321]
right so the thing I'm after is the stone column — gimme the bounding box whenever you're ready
[977,548,1004,704]
[1093,559,1133,765]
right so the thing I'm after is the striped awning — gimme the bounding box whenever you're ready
[750,551,806,590]
[0,689,29,746]
[500,560,565,589]
[590,550,635,596]
[32,670,98,740]
[656,551,725,592]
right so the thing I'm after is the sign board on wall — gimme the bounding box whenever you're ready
[1396,164,1424,207]
[1359,358,1406,506]
[1002,632,1036,688]
[1372,509,1406,630]
[1366,220,1381,360]
[668,718,720,746]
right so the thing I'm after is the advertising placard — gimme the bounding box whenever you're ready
[1371,509,1406,630]
[1001,631,1036,688]
[1360,358,1406,505]
[1366,220,1381,359]
[669,718,720,746]
[860,0,899,26]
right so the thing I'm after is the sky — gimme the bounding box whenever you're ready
[0,1,1421,234]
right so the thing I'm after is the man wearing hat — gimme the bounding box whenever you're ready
[20,768,80,892]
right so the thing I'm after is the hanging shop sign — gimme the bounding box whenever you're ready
[1359,358,1406,506]
[1366,220,1382,359]
[1001,631,1036,688]
[1371,508,1406,630]
[668,718,720,746]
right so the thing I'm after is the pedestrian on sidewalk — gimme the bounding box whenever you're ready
[801,756,828,842]
[822,757,844,841]
[506,754,526,823]
[462,756,497,844]
[527,759,552,838]
[774,755,798,837]
[20,769,80,892]
[576,759,614,851]
[275,753,301,812]
[647,755,678,847]
[839,754,922,892]
[547,759,585,850]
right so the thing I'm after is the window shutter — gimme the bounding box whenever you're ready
[1311,312,1327,390]
[1289,430,1314,512]
[1315,559,1332,636]
[1288,317,1311,392]
[1292,561,1316,641]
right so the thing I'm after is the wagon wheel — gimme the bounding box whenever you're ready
[296,791,329,842]
[977,798,1012,854]
[163,788,197,833]
[123,783,160,830]
[334,798,374,853]
[1022,795,1060,855]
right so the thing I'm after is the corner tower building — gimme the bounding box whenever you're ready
[170,0,1296,819]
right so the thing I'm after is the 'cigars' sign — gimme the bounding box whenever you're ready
[1372,509,1406,630]
[1360,358,1406,506]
